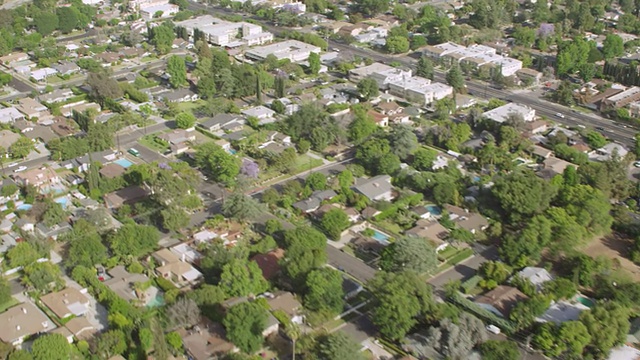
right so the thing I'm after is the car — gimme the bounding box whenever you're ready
[595,126,605,131]
[7,163,17,168]
[128,148,140,157]
[634,161,640,168]
[13,166,27,173]
[555,112,565,118]
[486,325,501,335]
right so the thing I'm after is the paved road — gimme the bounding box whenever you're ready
[428,246,499,289]
[190,1,637,147]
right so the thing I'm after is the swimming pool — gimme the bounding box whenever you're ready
[228,149,237,155]
[16,204,32,211]
[147,294,165,308]
[425,205,442,216]
[54,197,69,209]
[576,296,595,308]
[371,229,390,245]
[114,158,134,168]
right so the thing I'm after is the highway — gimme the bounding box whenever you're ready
[188,1,637,146]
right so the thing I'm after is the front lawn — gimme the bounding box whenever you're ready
[139,134,169,153]
[0,297,19,313]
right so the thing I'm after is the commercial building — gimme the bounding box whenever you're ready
[602,86,640,109]
[175,15,273,47]
[482,102,536,124]
[245,40,321,62]
[139,3,179,21]
[348,62,396,83]
[388,76,453,106]
[424,42,523,76]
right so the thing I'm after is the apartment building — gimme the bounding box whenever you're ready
[245,40,320,62]
[175,15,273,47]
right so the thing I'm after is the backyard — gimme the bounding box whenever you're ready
[582,233,640,282]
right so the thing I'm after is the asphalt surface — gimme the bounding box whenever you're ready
[188,1,637,147]
[428,246,499,289]
[326,245,377,283]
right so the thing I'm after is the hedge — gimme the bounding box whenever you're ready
[155,276,179,292]
[461,275,482,294]
[448,293,515,333]
[446,248,474,265]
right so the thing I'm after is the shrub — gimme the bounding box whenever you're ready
[155,277,178,292]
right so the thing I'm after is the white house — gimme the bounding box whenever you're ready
[482,103,536,123]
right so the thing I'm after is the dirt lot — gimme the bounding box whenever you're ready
[583,233,640,281]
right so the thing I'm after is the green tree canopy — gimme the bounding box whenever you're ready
[31,333,70,360]
[380,236,438,274]
[282,226,327,285]
[304,267,344,314]
[107,223,159,258]
[313,332,366,360]
[195,142,240,186]
[219,259,269,297]
[175,111,196,129]
[320,208,350,240]
[223,302,268,353]
[167,55,187,88]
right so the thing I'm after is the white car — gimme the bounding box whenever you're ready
[555,112,565,118]
[634,161,640,168]
[13,166,27,173]
[6,163,17,168]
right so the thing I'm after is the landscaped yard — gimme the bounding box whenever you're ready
[0,297,19,313]
[292,154,323,174]
[139,134,170,153]
[176,100,206,112]
[582,233,640,281]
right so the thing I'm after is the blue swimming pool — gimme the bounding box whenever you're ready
[576,296,595,308]
[371,229,390,245]
[114,158,133,168]
[54,197,69,209]
[147,294,165,308]
[16,204,32,211]
[425,205,442,216]
[228,149,237,155]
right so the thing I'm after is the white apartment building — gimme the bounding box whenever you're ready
[423,41,466,60]
[369,68,412,90]
[426,42,522,76]
[128,0,166,11]
[388,76,453,106]
[245,40,320,62]
[140,3,179,21]
[175,15,273,47]
[348,62,396,82]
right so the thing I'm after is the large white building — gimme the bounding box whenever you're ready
[424,42,523,76]
[175,15,273,47]
[140,3,179,21]
[245,40,321,62]
[388,76,453,106]
[482,103,536,123]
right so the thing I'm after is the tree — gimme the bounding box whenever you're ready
[139,328,154,353]
[23,262,63,293]
[602,34,624,59]
[380,236,438,274]
[34,12,59,35]
[320,208,350,240]
[6,242,39,268]
[585,130,607,149]
[223,302,268,353]
[314,332,366,360]
[558,321,591,356]
[282,226,327,284]
[86,71,123,107]
[357,78,379,100]
[385,36,410,54]
[56,7,79,34]
[413,148,437,171]
[107,223,159,258]
[305,172,326,191]
[166,331,183,353]
[446,63,465,93]
[175,111,196,129]
[543,278,577,300]
[94,330,127,358]
[219,259,268,297]
[167,55,187,88]
[10,137,34,159]
[513,25,535,47]
[388,124,417,160]
[7,350,32,360]
[42,201,66,227]
[308,52,321,75]
[422,314,488,360]
[65,231,108,268]
[348,109,377,144]
[31,333,70,360]
[479,340,519,360]
[305,268,344,314]
[368,271,434,340]
[580,301,630,358]
[416,56,434,79]
[222,190,264,222]
[167,297,200,329]
[149,23,175,54]
[353,0,389,16]
[161,206,189,233]
[195,142,240,186]
[492,170,557,223]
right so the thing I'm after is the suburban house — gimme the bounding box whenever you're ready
[482,103,536,124]
[516,267,553,291]
[352,175,395,201]
[539,157,575,178]
[536,301,590,324]
[158,129,197,154]
[0,107,25,123]
[250,248,285,280]
[589,142,629,162]
[62,317,96,341]
[152,248,203,288]
[99,163,127,179]
[12,167,61,191]
[241,105,276,123]
[405,219,450,252]
[199,114,245,132]
[160,89,199,103]
[376,101,410,123]
[475,285,529,318]
[39,89,74,104]
[103,266,159,306]
[103,186,150,209]
[293,189,337,213]
[179,318,237,360]
[443,204,490,234]
[51,61,81,76]
[266,292,304,324]
[16,98,49,119]
[0,303,55,346]
[40,287,91,319]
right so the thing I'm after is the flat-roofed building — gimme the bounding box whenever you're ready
[482,102,536,123]
[245,40,320,62]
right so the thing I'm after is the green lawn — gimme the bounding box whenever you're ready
[176,100,205,112]
[0,297,19,313]
[291,154,323,174]
[139,134,169,153]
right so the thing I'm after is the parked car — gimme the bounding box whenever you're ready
[13,166,27,173]
[486,325,501,334]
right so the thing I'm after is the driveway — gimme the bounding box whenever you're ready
[428,246,498,290]
[326,245,377,283]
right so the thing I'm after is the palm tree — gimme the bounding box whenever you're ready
[285,323,301,360]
